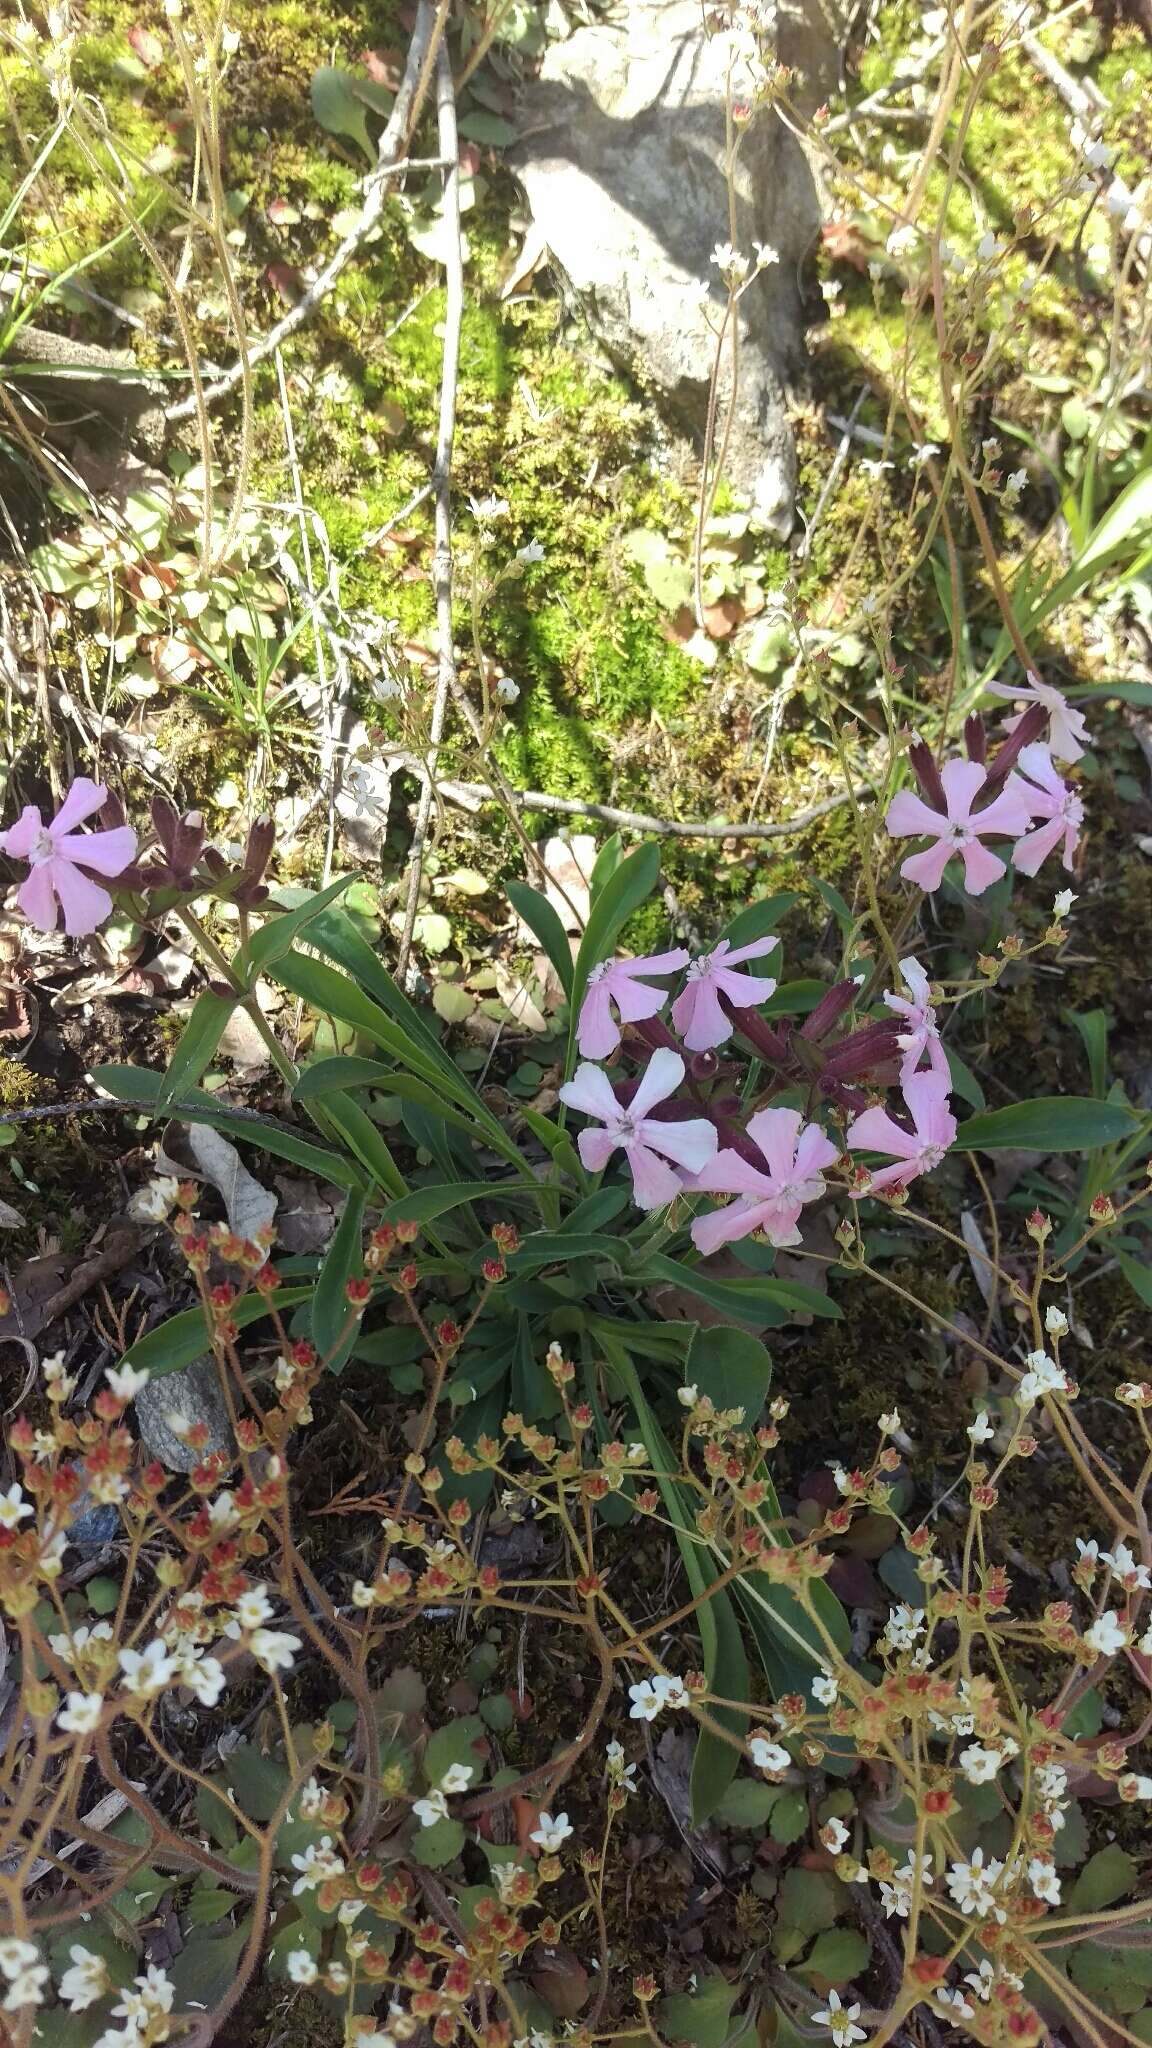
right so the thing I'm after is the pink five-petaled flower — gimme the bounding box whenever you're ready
[558,1046,717,1209]
[847,1071,957,1194]
[986,673,1088,764]
[1,780,137,938]
[1011,744,1082,877]
[690,1107,839,1255]
[670,935,779,1051]
[886,759,1034,896]
[884,956,949,1085]
[576,949,689,1060]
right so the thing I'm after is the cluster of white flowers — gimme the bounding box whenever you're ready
[412,1763,474,1828]
[628,1672,691,1720]
[957,1736,1019,1785]
[879,1851,934,1920]
[128,1175,181,1222]
[605,1739,638,1794]
[0,1936,48,2012]
[1015,1348,1069,1409]
[881,1604,926,1653]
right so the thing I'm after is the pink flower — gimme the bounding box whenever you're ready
[886,759,1035,896]
[986,674,1088,764]
[558,1047,717,1209]
[1,780,137,937]
[1010,744,1082,877]
[846,1071,957,1194]
[690,1107,839,1255]
[670,936,779,1050]
[884,956,949,1085]
[576,949,689,1060]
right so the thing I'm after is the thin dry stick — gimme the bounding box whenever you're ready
[164,1,444,424]
[395,42,463,983]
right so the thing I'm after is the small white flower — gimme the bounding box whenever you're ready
[1076,1538,1100,1570]
[964,1961,996,2003]
[909,442,941,467]
[57,1692,104,1735]
[654,1674,690,1710]
[958,1743,1004,1785]
[324,1961,350,1994]
[935,1987,975,2020]
[468,495,509,522]
[882,1605,925,1651]
[812,1669,839,1707]
[628,1679,664,1721]
[180,1652,226,1707]
[230,1584,274,1632]
[286,1949,318,1985]
[977,231,1002,260]
[128,1176,180,1222]
[290,1837,345,1893]
[946,1847,1006,1920]
[439,1763,474,1794]
[1084,1611,1128,1656]
[1003,468,1028,499]
[821,1816,850,1853]
[1052,890,1076,918]
[298,1777,325,1819]
[119,1641,177,1699]
[750,1735,790,1774]
[878,1410,901,1434]
[413,1790,449,1828]
[605,1740,638,1792]
[515,539,545,564]
[495,677,520,704]
[249,1628,301,1675]
[1044,1304,1069,1337]
[711,241,747,281]
[0,1484,33,1530]
[886,223,918,258]
[1118,1773,1152,1800]
[529,1811,573,1852]
[110,1963,174,2027]
[859,457,894,477]
[3,1965,49,2011]
[678,1384,699,1408]
[753,241,780,268]
[352,1580,376,1608]
[812,1989,867,2047]
[1102,1540,1152,1590]
[59,1946,110,2012]
[1028,1856,1061,1904]
[967,1410,995,1444]
[0,1940,40,1979]
[105,1363,150,1403]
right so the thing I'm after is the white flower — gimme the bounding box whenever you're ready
[1076,1538,1100,1570]
[959,1744,1006,1785]
[250,1628,301,1675]
[711,240,748,281]
[324,1961,350,1994]
[977,231,1002,260]
[750,1735,790,1774]
[882,1605,925,1651]
[207,1491,238,1531]
[105,1363,151,1403]
[812,1989,867,2047]
[230,1584,274,1632]
[1084,1611,1128,1656]
[515,539,545,564]
[654,1674,690,1710]
[0,1940,40,1979]
[439,1764,474,1794]
[291,1837,345,1893]
[886,223,918,258]
[910,442,941,466]
[821,1817,850,1853]
[57,1692,104,1735]
[1028,1857,1061,1904]
[468,495,509,523]
[1003,468,1028,498]
[946,1848,1006,1920]
[529,1811,573,1852]
[964,1961,996,2003]
[119,1641,177,1699]
[605,1740,638,1791]
[753,241,780,268]
[1044,1304,1069,1337]
[286,1949,318,1985]
[59,1946,110,2012]
[628,1679,664,1722]
[1016,1349,1067,1408]
[1102,1541,1151,1590]
[352,1580,376,1608]
[3,1965,49,2010]
[413,1790,449,1827]
[128,1176,180,1222]
[678,1384,699,1408]
[967,1410,995,1444]
[0,1484,33,1530]
[878,1409,901,1434]
[1036,1762,1068,1809]
[860,457,894,477]
[812,1668,839,1706]
[495,677,520,704]
[110,1964,174,2029]
[1052,890,1076,918]
[934,1987,975,2019]
[180,1652,226,1707]
[1119,1773,1152,1800]
[297,1777,325,1820]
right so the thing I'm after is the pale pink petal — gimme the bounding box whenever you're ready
[577,1127,619,1174]
[903,1071,955,1146]
[638,1115,717,1174]
[898,956,931,1009]
[53,825,137,877]
[900,840,954,892]
[792,1122,840,1180]
[695,1147,776,1198]
[626,1142,684,1210]
[628,1046,684,1120]
[612,974,677,1027]
[1050,703,1088,763]
[691,1195,771,1255]
[847,1105,917,1159]
[624,948,691,977]
[959,838,1005,895]
[576,984,620,1060]
[15,862,60,932]
[1,806,46,859]
[673,977,732,1050]
[886,789,945,839]
[722,936,779,968]
[939,758,986,823]
[759,1199,805,1248]
[713,963,778,1010]
[45,859,113,937]
[1015,742,1063,801]
[559,1063,622,1122]
[862,1160,920,1194]
[976,774,1037,836]
[50,778,108,836]
[1010,817,1064,877]
[745,1106,803,1180]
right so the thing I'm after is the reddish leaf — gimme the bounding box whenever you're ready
[265,263,305,305]
[127,25,165,68]
[702,597,744,640]
[362,46,402,88]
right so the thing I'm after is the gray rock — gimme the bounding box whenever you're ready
[135,1355,234,1473]
[512,1,843,534]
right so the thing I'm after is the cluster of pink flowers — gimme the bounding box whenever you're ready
[560,947,957,1251]
[886,676,1085,897]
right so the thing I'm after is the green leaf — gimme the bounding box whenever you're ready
[1063,1008,1111,1098]
[801,1929,869,1984]
[509,1231,621,1273]
[566,842,662,1074]
[382,1180,534,1227]
[169,1922,250,2011]
[711,1777,783,1827]
[424,1715,486,1786]
[240,876,353,978]
[955,1098,1139,1153]
[507,879,574,998]
[658,1975,739,2048]
[646,1252,841,1322]
[320,1090,408,1198]
[312,65,375,158]
[769,1789,809,1845]
[458,109,517,145]
[294,1055,396,1100]
[1070,1844,1138,1911]
[89,1065,363,1186]
[777,1867,845,1937]
[721,892,798,958]
[85,1575,120,1614]
[1118,1252,1152,1309]
[686,1325,772,1421]
[115,1282,314,1380]
[412,1816,466,1868]
[312,1187,366,1368]
[157,988,236,1110]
